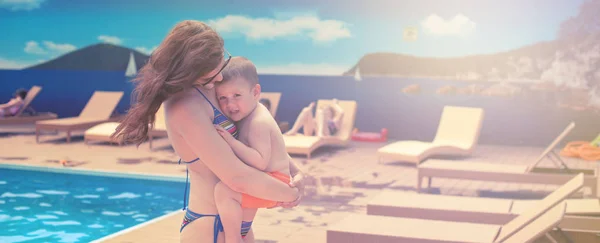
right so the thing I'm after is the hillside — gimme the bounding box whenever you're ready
[26,43,150,72]
[345,33,600,87]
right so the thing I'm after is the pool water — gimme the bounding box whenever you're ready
[0,167,184,243]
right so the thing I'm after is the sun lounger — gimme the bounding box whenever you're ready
[83,122,123,145]
[0,86,57,125]
[36,91,124,143]
[377,106,484,164]
[328,174,583,243]
[417,122,600,197]
[366,174,600,234]
[328,201,568,243]
[84,103,166,148]
[259,92,281,117]
[283,99,357,158]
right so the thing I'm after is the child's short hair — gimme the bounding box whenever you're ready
[220,56,258,87]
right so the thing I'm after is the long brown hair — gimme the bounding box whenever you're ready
[111,20,224,146]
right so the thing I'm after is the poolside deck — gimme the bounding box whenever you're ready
[1,130,599,242]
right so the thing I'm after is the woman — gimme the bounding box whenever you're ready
[284,98,344,137]
[112,20,304,243]
[0,88,27,117]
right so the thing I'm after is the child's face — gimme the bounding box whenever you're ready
[216,78,259,122]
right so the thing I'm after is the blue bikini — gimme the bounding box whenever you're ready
[178,87,250,242]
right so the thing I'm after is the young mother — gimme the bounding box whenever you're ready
[113,20,304,243]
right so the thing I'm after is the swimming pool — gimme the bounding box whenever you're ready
[0,165,185,243]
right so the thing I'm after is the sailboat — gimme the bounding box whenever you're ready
[354,66,362,81]
[125,52,137,78]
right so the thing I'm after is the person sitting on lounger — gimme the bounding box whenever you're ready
[284,99,344,137]
[0,88,27,117]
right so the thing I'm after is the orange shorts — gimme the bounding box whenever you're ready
[241,171,290,209]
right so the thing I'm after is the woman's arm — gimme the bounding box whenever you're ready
[0,98,18,109]
[172,98,299,202]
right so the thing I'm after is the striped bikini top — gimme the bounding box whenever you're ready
[180,87,239,164]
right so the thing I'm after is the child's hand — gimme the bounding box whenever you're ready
[214,125,234,143]
[269,173,305,209]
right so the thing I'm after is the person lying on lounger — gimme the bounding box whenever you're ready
[284,98,344,137]
[0,88,27,117]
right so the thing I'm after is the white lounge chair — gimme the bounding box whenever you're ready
[283,99,357,158]
[36,91,124,143]
[0,86,57,125]
[84,103,166,148]
[377,106,484,164]
[327,174,583,243]
[328,202,568,243]
[417,122,600,197]
[367,174,600,234]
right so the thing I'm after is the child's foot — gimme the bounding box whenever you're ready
[308,102,315,109]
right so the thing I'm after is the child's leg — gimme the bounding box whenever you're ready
[285,102,315,136]
[241,208,258,243]
[244,229,256,243]
[214,182,244,243]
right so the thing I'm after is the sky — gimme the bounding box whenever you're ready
[0,0,587,75]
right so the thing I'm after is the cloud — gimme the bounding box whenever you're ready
[421,14,476,36]
[42,41,76,53]
[24,41,46,55]
[0,0,45,11]
[135,46,157,55]
[24,41,76,55]
[257,63,349,76]
[208,14,351,43]
[0,57,38,70]
[98,35,123,45]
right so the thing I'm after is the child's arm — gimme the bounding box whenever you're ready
[215,124,272,171]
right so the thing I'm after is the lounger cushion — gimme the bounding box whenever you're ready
[378,141,434,157]
[511,199,600,216]
[419,160,529,173]
[327,214,500,243]
[369,190,512,214]
[283,135,321,149]
[85,122,120,137]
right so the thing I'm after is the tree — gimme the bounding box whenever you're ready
[558,0,600,39]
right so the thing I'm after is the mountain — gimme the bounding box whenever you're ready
[26,43,150,72]
[344,39,569,81]
[345,33,600,109]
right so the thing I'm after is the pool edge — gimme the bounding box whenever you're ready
[89,210,182,243]
[0,163,185,182]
